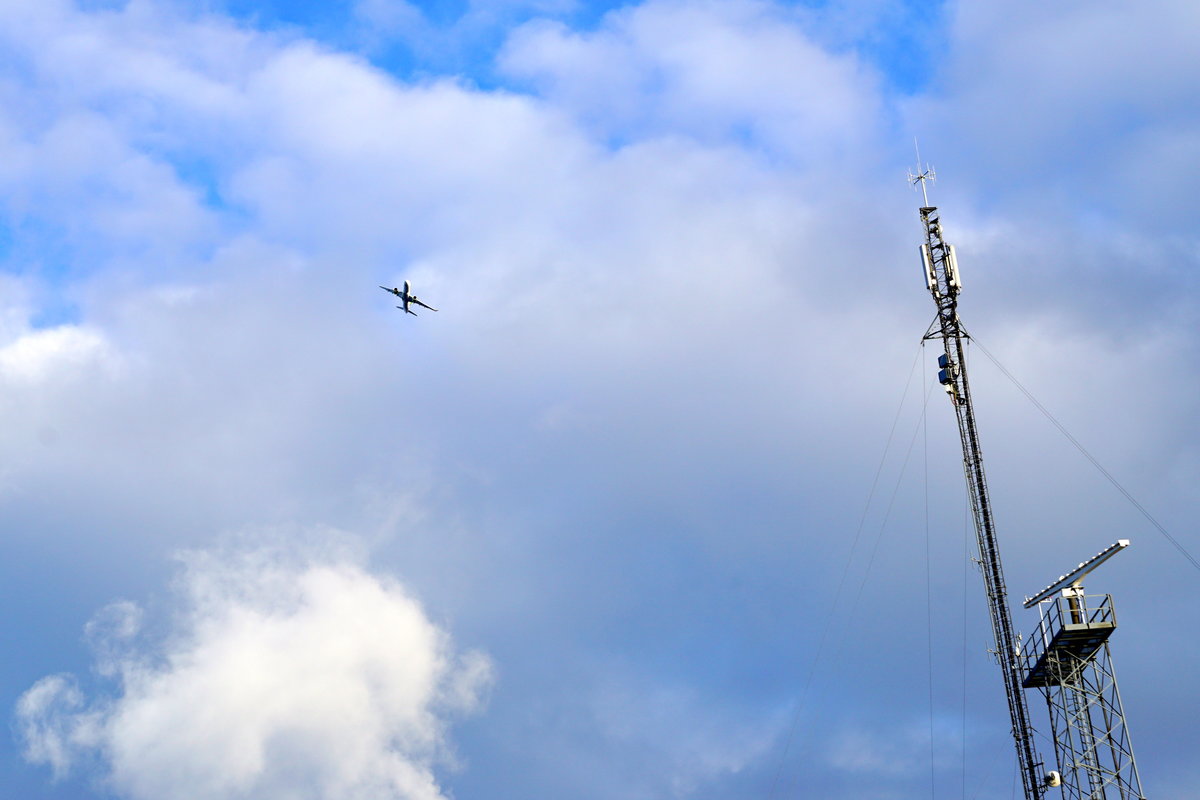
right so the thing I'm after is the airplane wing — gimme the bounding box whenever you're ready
[411,297,438,312]
[379,285,399,296]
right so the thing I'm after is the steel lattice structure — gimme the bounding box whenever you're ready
[915,197,1046,800]
[912,172,1147,797]
[1024,577,1147,798]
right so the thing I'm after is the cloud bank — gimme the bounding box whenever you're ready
[17,544,491,800]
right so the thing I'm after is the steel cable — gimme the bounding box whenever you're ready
[969,336,1200,574]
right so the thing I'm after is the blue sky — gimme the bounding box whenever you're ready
[1,1,1198,798]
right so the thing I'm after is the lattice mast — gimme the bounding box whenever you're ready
[910,161,1045,800]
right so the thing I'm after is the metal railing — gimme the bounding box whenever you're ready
[1023,593,1116,666]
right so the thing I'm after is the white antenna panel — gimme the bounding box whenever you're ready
[920,244,937,292]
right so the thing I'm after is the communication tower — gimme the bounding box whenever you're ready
[910,160,1046,800]
[910,161,1146,799]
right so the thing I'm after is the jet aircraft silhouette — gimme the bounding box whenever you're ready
[380,281,438,315]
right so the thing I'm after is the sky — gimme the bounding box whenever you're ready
[1,0,1198,798]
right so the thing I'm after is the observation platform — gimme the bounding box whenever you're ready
[1022,594,1116,689]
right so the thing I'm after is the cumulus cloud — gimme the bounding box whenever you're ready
[14,674,94,781]
[907,0,1200,230]
[499,0,882,162]
[352,0,427,39]
[0,323,113,383]
[16,544,491,800]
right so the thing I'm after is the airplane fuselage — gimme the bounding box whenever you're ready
[379,281,437,315]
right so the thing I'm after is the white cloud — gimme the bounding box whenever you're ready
[353,0,426,37]
[0,324,114,383]
[499,0,882,162]
[14,674,94,781]
[16,544,491,800]
[908,0,1200,228]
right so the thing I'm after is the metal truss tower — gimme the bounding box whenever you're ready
[1023,541,1147,799]
[910,163,1046,800]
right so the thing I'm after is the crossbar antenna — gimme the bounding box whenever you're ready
[907,139,936,207]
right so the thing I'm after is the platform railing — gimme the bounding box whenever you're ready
[1022,593,1116,667]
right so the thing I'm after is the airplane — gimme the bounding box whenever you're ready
[379,281,438,315]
